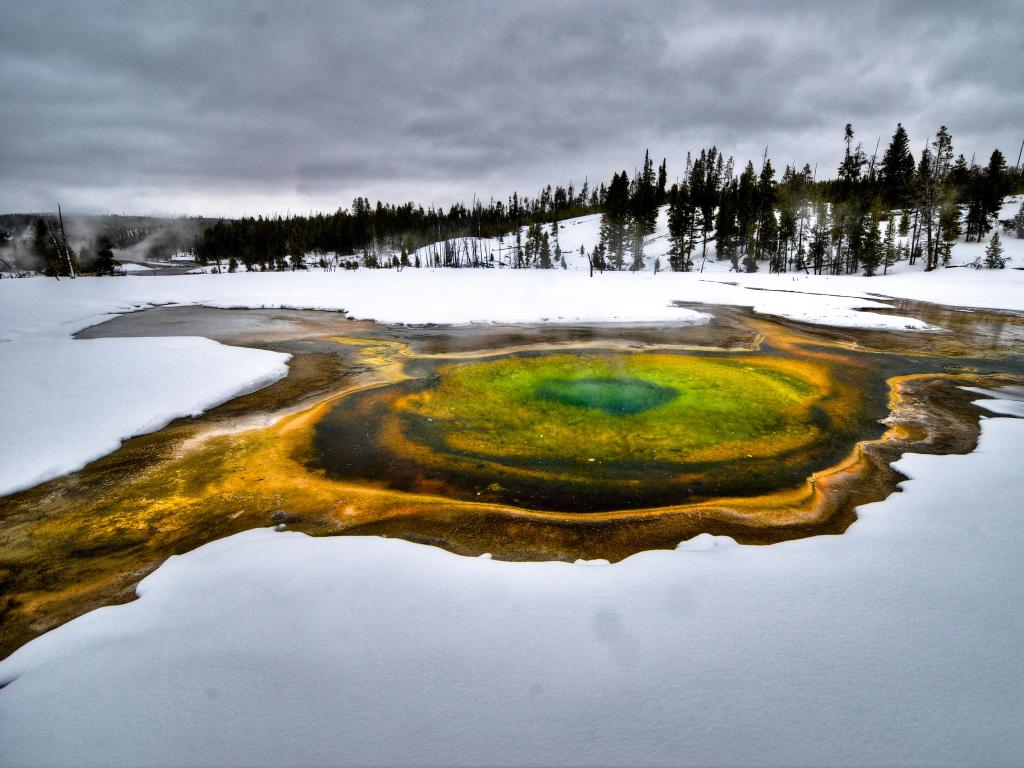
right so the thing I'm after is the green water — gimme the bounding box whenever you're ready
[535,377,678,415]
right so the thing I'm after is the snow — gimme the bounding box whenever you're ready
[0,269,969,337]
[114,262,153,272]
[0,337,290,496]
[413,194,1024,276]
[2,393,1022,767]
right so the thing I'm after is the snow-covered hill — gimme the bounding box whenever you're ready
[409,194,1024,274]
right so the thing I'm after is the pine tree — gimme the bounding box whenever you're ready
[861,212,883,276]
[690,147,723,271]
[666,183,696,272]
[882,216,898,274]
[632,150,659,235]
[907,128,953,271]
[736,161,758,259]
[524,222,544,266]
[984,231,1006,268]
[983,149,1009,225]
[949,154,970,190]
[601,171,630,270]
[538,231,552,269]
[715,181,740,271]
[656,159,668,206]
[774,176,797,273]
[838,123,867,196]
[913,146,937,269]
[754,159,777,263]
[938,189,960,266]
[808,205,829,276]
[880,123,916,206]
[898,209,910,237]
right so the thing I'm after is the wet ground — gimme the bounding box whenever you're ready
[1,298,1023,658]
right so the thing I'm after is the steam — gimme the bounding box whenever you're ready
[0,213,207,274]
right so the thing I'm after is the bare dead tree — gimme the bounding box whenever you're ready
[43,204,76,280]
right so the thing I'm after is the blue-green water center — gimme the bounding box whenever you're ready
[534,377,678,415]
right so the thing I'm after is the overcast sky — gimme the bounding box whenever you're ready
[2,1,1022,217]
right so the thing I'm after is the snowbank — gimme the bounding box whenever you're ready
[0,337,290,496]
[2,395,1022,767]
[1,269,968,334]
[0,276,294,496]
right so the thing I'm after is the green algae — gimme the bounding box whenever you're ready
[399,353,823,465]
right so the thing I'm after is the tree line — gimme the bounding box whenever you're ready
[192,122,1019,276]
[195,182,603,272]
[655,123,1020,277]
[3,123,1021,277]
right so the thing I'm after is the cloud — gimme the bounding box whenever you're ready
[1,0,1021,216]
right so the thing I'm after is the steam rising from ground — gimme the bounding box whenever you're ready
[0,213,208,273]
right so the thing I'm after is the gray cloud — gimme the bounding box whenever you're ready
[1,0,1022,216]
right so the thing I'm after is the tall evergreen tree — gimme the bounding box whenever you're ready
[632,150,659,234]
[754,159,777,263]
[983,149,1009,225]
[538,231,552,269]
[736,161,758,259]
[837,123,867,197]
[656,158,668,205]
[882,215,898,274]
[601,171,630,270]
[666,183,696,272]
[689,147,723,271]
[861,212,883,276]
[880,123,915,206]
[715,180,740,271]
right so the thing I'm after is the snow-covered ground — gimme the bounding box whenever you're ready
[114,261,154,272]
[412,194,1024,275]
[1,393,1022,767]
